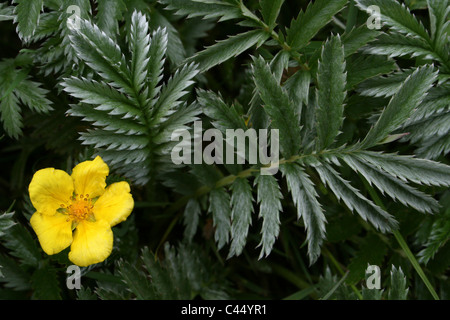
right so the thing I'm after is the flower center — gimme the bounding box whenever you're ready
[64,194,94,222]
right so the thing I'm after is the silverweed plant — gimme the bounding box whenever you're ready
[0,0,449,301]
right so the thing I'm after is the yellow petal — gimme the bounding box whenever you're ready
[30,211,73,255]
[93,181,134,227]
[71,156,109,199]
[68,219,113,267]
[29,168,74,215]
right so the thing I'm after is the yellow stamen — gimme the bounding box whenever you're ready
[67,195,94,222]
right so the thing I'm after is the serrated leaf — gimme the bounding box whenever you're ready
[355,0,430,40]
[282,163,326,264]
[146,27,168,107]
[0,254,31,291]
[151,63,199,125]
[183,198,201,243]
[149,9,186,66]
[360,65,437,148]
[186,29,269,72]
[362,287,384,300]
[209,188,232,250]
[388,266,409,300]
[0,3,14,21]
[13,0,43,42]
[342,25,381,57]
[427,0,449,42]
[118,259,153,300]
[96,0,125,37]
[252,56,301,157]
[161,0,242,22]
[128,11,151,94]
[260,0,284,29]
[315,163,398,233]
[357,69,414,98]
[346,54,397,89]
[342,154,440,213]
[255,174,283,259]
[0,87,22,139]
[69,18,133,95]
[62,77,142,119]
[316,35,347,150]
[0,212,16,237]
[1,223,41,267]
[198,89,246,133]
[353,151,450,187]
[286,0,347,50]
[141,247,175,299]
[364,33,438,61]
[418,212,450,264]
[228,177,254,258]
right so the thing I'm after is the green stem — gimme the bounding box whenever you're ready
[362,177,440,300]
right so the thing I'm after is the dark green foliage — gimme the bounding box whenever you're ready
[0,0,449,300]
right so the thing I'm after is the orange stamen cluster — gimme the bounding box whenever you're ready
[62,194,94,222]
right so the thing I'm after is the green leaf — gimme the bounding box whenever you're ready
[229,177,253,258]
[355,0,430,41]
[1,223,41,267]
[62,77,142,119]
[199,89,246,133]
[347,234,387,284]
[286,0,347,50]
[418,211,450,264]
[342,154,440,213]
[362,287,383,300]
[161,0,242,22]
[118,259,153,300]
[0,91,22,139]
[357,69,414,98]
[427,0,449,43]
[0,254,31,291]
[186,29,269,72]
[252,56,301,157]
[96,0,126,37]
[69,18,133,95]
[416,133,450,160]
[260,0,285,29]
[281,163,326,264]
[0,212,16,237]
[353,151,450,187]
[314,163,398,233]
[364,33,438,61]
[149,9,187,65]
[342,25,381,57]
[360,65,437,148]
[31,267,61,300]
[146,27,169,107]
[141,247,176,299]
[209,188,232,250]
[284,68,311,110]
[183,198,201,243]
[150,63,199,126]
[316,35,347,150]
[128,10,151,94]
[346,54,397,89]
[0,3,14,21]
[255,174,283,258]
[13,0,44,42]
[388,266,409,300]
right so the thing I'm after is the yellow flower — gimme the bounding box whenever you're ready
[28,156,134,267]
